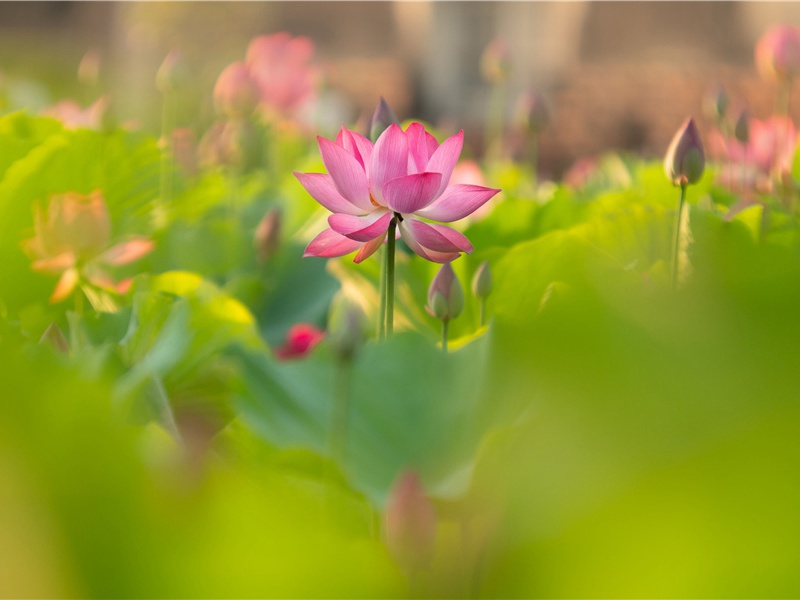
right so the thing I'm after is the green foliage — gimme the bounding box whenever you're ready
[3,111,800,598]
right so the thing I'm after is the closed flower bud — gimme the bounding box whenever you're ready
[734,109,750,144]
[513,90,550,134]
[756,24,800,83]
[78,49,101,87]
[327,293,367,360]
[369,96,400,143]
[702,85,729,122]
[472,260,492,299]
[213,62,261,117]
[254,207,282,263]
[156,50,189,94]
[480,37,511,85]
[664,117,705,186]
[427,262,464,322]
[383,471,437,571]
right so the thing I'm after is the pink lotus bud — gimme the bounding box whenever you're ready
[471,261,492,299]
[254,207,282,263]
[156,50,189,94]
[274,323,324,360]
[383,471,436,571]
[756,24,800,83]
[513,90,550,134]
[664,118,705,187]
[480,37,511,85]
[734,109,750,144]
[427,262,464,322]
[213,62,261,117]
[369,96,400,143]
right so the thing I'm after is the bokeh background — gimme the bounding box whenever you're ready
[3,1,800,176]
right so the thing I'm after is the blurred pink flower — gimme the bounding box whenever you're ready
[709,116,796,191]
[42,97,107,130]
[21,191,153,303]
[756,24,800,83]
[213,61,261,118]
[274,323,325,360]
[295,123,500,263]
[246,32,320,119]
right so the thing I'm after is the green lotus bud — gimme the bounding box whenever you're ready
[156,50,189,94]
[702,85,729,122]
[327,293,367,361]
[78,49,101,87]
[426,262,464,322]
[664,117,705,186]
[369,96,400,143]
[471,260,492,299]
[480,37,511,85]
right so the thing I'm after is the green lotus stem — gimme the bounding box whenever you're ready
[529,132,539,188]
[158,89,174,228]
[386,215,398,336]
[441,319,449,353]
[479,298,486,328]
[672,182,687,290]
[329,356,353,467]
[378,246,387,340]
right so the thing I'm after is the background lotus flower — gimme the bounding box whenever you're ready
[245,32,320,119]
[709,116,796,192]
[296,122,500,264]
[756,24,800,83]
[21,191,153,303]
[383,470,437,572]
[42,97,107,130]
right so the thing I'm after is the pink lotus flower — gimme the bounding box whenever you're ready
[295,123,500,263]
[246,33,320,119]
[709,116,796,191]
[274,323,325,360]
[21,191,154,303]
[756,24,800,83]
[213,61,261,118]
[42,97,107,130]
[383,470,437,571]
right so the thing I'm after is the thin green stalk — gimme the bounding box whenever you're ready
[672,183,687,290]
[158,90,175,228]
[386,215,398,336]
[329,357,353,467]
[529,132,539,188]
[378,245,387,340]
[479,298,486,328]
[441,319,449,353]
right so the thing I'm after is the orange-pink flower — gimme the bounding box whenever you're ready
[21,191,153,303]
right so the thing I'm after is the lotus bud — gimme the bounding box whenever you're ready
[78,49,101,87]
[426,262,464,322]
[383,470,437,571]
[513,90,550,134]
[471,261,493,300]
[702,85,729,123]
[734,109,750,144]
[480,37,511,85]
[327,293,367,361]
[254,207,282,263]
[156,50,189,94]
[213,62,261,117]
[756,24,800,83]
[274,323,325,360]
[369,96,400,143]
[664,117,705,187]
